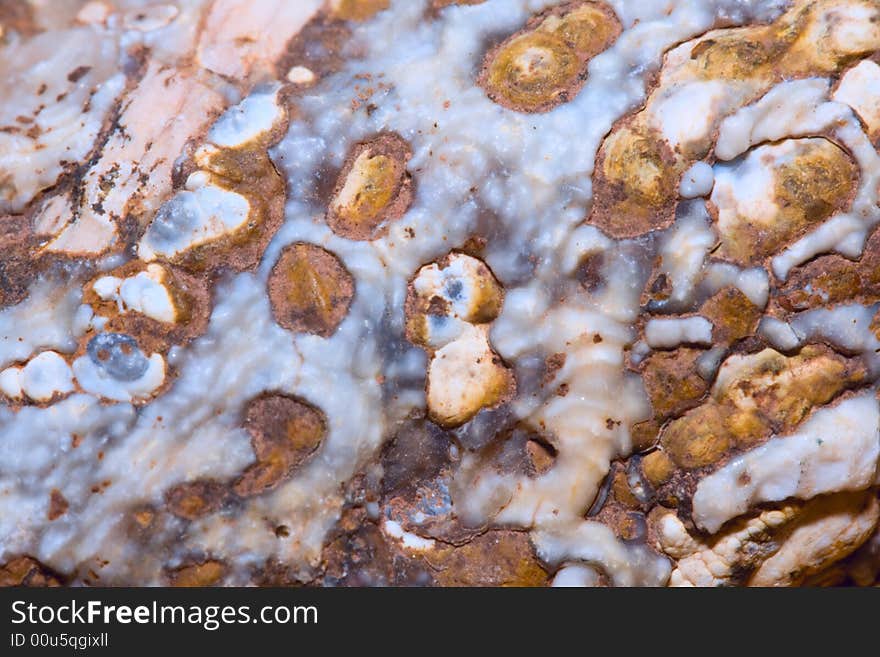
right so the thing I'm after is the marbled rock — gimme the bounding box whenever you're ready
[0,0,878,588]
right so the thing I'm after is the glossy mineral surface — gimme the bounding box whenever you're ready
[1,0,879,587]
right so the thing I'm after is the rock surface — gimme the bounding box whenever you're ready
[0,0,878,587]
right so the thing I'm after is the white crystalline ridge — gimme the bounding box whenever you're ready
[138,179,251,261]
[0,352,74,402]
[679,161,715,198]
[0,343,166,404]
[693,394,880,534]
[645,316,714,349]
[207,85,283,148]
[93,265,176,323]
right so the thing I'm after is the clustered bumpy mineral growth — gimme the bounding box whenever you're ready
[0,0,879,588]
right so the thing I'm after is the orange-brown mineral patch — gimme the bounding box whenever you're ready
[173,134,288,273]
[0,0,39,38]
[276,14,351,83]
[712,138,857,266]
[168,560,226,587]
[329,0,389,22]
[380,418,484,544]
[233,394,326,497]
[320,506,548,586]
[165,479,230,521]
[641,450,676,489]
[589,120,680,238]
[136,87,290,273]
[130,505,157,531]
[404,252,503,348]
[700,286,762,344]
[47,489,69,521]
[0,556,62,587]
[268,242,355,337]
[478,1,621,113]
[0,214,42,308]
[640,347,709,421]
[427,530,549,586]
[589,0,879,240]
[684,1,880,86]
[326,133,413,241]
[630,419,662,453]
[660,346,866,469]
[320,508,435,586]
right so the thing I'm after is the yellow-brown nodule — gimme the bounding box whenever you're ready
[478,1,621,113]
[268,242,355,338]
[329,0,389,22]
[660,346,865,469]
[233,393,327,498]
[327,133,413,240]
[711,137,857,266]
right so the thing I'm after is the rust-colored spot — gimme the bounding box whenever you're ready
[47,489,69,521]
[660,346,864,469]
[165,479,229,520]
[329,0,389,22]
[233,394,326,497]
[478,1,621,113]
[641,347,710,421]
[168,560,225,587]
[326,133,413,241]
[0,556,62,587]
[268,243,355,337]
[542,352,567,386]
[66,65,92,83]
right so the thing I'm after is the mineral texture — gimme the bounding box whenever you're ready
[1,0,879,587]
